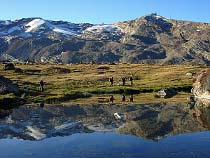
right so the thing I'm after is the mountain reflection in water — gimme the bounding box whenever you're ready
[0,101,209,141]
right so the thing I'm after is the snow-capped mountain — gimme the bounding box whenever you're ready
[0,14,210,64]
[0,18,85,37]
[0,17,123,38]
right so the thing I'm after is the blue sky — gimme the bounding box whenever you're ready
[0,0,209,24]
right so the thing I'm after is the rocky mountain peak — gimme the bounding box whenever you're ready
[0,14,210,64]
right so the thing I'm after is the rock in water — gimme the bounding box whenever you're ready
[156,88,177,98]
[0,75,19,94]
[192,69,210,100]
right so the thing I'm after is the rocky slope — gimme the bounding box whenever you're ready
[0,13,210,64]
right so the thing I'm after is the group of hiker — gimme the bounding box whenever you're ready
[39,77,134,100]
[109,76,133,86]
[39,76,134,92]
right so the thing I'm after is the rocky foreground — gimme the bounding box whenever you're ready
[0,75,19,94]
[0,75,26,107]
[192,68,210,101]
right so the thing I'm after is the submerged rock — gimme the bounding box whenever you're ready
[156,88,177,98]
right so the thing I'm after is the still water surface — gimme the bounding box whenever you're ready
[0,101,210,158]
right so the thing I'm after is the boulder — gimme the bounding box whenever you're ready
[14,68,23,73]
[192,68,210,100]
[3,63,15,70]
[0,75,19,94]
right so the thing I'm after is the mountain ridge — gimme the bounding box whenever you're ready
[0,13,210,64]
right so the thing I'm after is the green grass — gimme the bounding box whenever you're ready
[0,63,205,105]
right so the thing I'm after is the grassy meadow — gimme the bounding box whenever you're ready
[0,63,206,105]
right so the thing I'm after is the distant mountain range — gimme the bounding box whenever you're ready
[0,13,210,64]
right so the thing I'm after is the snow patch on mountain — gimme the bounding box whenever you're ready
[26,126,46,140]
[0,54,21,62]
[49,22,77,35]
[25,19,46,32]
[155,15,162,19]
[53,27,75,35]
[4,36,13,42]
[85,24,123,33]
[24,18,77,35]
[54,121,80,131]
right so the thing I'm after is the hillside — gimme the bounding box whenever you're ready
[0,13,210,64]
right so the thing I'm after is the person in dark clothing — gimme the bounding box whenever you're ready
[109,77,114,86]
[40,80,44,92]
[122,77,126,86]
[129,76,133,86]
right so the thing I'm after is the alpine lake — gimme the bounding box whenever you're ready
[1,96,210,158]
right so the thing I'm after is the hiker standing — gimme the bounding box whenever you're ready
[40,80,44,92]
[109,77,114,86]
[122,77,126,86]
[129,76,133,86]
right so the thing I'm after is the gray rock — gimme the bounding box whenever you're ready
[192,69,210,100]
[3,63,15,70]
[0,75,19,94]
